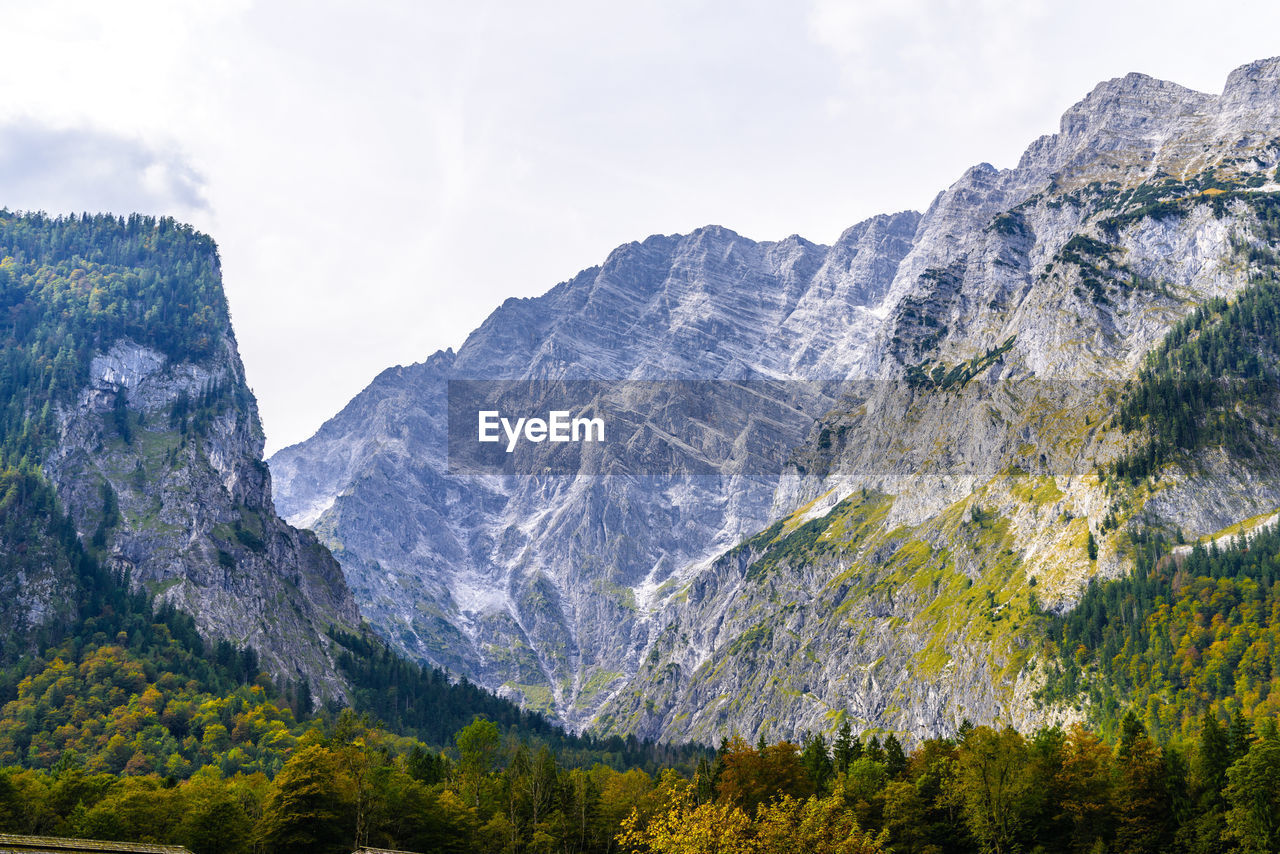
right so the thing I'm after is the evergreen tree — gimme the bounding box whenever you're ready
[1229,709,1254,762]
[884,734,908,778]
[1115,714,1176,854]
[833,719,856,774]
[800,732,834,793]
[1224,723,1280,854]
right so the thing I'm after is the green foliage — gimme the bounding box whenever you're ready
[745,513,832,582]
[1111,197,1280,482]
[1095,171,1263,232]
[891,267,959,358]
[258,743,353,854]
[0,211,230,468]
[734,491,893,583]
[906,337,1016,392]
[1,710,1279,854]
[0,477,308,779]
[327,625,702,774]
[1224,725,1280,853]
[989,211,1030,239]
[1041,524,1280,740]
[950,726,1033,854]
[799,732,834,793]
[1055,233,1128,304]
[0,373,306,786]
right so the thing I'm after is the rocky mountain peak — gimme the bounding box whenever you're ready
[1066,71,1207,128]
[272,57,1280,740]
[1220,54,1280,109]
[1016,73,1210,183]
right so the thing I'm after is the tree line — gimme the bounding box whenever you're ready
[3,709,1280,854]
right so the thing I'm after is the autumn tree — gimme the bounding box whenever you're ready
[716,735,813,813]
[1114,713,1178,854]
[618,778,753,854]
[257,742,354,854]
[755,778,887,854]
[950,726,1034,854]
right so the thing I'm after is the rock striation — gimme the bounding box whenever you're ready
[26,274,364,698]
[272,58,1280,739]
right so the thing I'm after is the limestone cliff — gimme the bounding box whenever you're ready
[272,58,1280,740]
[0,213,361,698]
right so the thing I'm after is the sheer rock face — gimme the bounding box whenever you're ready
[43,331,361,700]
[273,58,1280,739]
[269,213,922,725]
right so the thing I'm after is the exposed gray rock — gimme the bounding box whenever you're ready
[273,57,1280,740]
[44,332,362,699]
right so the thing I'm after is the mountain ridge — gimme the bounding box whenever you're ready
[271,56,1280,741]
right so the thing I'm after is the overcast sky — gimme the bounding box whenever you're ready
[1,1,1278,453]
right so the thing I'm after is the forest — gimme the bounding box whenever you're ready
[1040,525,1280,741]
[1,703,1279,854]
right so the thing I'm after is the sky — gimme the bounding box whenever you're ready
[1,1,1279,454]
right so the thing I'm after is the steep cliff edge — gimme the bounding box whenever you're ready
[0,212,361,698]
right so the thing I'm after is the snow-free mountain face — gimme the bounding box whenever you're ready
[0,214,363,699]
[271,57,1280,741]
[42,334,363,700]
[269,213,920,726]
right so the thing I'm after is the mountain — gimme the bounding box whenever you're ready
[0,212,360,698]
[268,211,920,728]
[0,210,701,788]
[271,57,1280,741]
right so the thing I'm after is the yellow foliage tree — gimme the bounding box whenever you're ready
[619,773,885,854]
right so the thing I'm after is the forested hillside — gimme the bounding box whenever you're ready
[3,704,1279,854]
[0,211,228,465]
[0,211,708,853]
[1042,524,1280,741]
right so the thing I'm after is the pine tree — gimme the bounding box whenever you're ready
[833,719,856,774]
[1228,709,1253,762]
[1195,712,1230,806]
[1224,724,1280,854]
[800,733,833,793]
[884,734,908,778]
[866,735,885,763]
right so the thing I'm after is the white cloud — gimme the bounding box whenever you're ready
[0,122,208,216]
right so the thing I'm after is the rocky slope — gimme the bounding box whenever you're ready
[45,337,361,698]
[269,213,921,724]
[0,214,362,698]
[272,57,1280,740]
